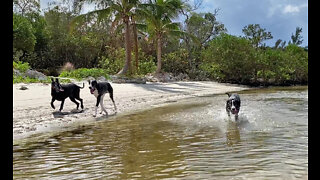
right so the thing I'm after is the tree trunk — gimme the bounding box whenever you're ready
[156,35,162,74]
[132,16,139,73]
[117,17,132,75]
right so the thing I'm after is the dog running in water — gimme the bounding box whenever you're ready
[226,92,241,121]
[88,80,117,117]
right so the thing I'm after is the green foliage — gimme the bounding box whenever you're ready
[199,63,224,80]
[162,49,189,75]
[13,75,72,84]
[138,60,157,75]
[59,68,110,80]
[13,75,48,84]
[13,61,30,73]
[136,51,157,75]
[11,0,307,86]
[185,12,226,46]
[242,24,273,48]
[289,27,303,45]
[98,47,126,74]
[13,13,36,52]
[98,47,156,75]
[201,34,308,85]
[202,34,257,83]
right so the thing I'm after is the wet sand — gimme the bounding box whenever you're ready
[13,81,250,141]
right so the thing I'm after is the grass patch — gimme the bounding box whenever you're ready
[13,75,72,84]
[59,68,110,80]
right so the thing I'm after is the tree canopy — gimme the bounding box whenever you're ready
[13,0,308,86]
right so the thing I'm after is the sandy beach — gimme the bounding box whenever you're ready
[13,81,250,142]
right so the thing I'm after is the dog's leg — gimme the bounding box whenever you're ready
[74,90,84,109]
[93,94,101,117]
[100,94,108,116]
[59,99,65,112]
[235,114,239,121]
[51,98,55,109]
[94,106,98,117]
[99,94,104,114]
[226,103,230,117]
[69,97,79,110]
[77,97,84,109]
[109,91,117,113]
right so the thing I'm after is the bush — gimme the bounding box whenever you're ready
[200,33,308,85]
[136,50,156,75]
[201,34,257,83]
[256,45,308,85]
[162,49,190,75]
[199,63,224,80]
[59,68,110,80]
[13,61,30,73]
[98,47,125,75]
[98,47,156,75]
[13,75,49,84]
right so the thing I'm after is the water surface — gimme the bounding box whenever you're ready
[13,86,308,179]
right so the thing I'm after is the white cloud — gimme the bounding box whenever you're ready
[283,5,300,13]
[267,1,308,17]
[282,3,307,14]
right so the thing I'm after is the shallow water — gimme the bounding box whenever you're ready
[13,86,308,179]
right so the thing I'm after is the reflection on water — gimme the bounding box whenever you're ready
[13,86,308,179]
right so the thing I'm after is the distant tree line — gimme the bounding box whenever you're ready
[13,0,308,85]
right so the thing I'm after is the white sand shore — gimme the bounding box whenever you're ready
[13,81,250,141]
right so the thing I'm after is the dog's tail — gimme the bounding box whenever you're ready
[77,83,85,89]
[226,92,231,97]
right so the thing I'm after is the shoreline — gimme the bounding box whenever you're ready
[13,81,251,143]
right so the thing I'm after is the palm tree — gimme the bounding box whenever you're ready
[72,0,140,75]
[140,0,184,74]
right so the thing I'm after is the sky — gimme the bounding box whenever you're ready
[40,0,308,47]
[194,0,308,47]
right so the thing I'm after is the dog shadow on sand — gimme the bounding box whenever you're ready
[52,108,117,120]
[52,108,87,118]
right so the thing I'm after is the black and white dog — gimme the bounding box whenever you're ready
[51,78,84,112]
[88,80,117,117]
[226,92,241,120]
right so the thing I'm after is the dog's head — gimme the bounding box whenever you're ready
[51,78,64,93]
[88,80,98,94]
[226,93,241,114]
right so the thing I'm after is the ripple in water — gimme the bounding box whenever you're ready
[13,87,308,179]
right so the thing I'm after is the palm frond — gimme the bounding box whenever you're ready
[135,23,147,32]
[70,7,113,33]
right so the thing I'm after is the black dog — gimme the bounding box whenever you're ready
[226,92,241,120]
[88,80,117,117]
[51,78,84,112]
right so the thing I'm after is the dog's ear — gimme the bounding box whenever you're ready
[226,93,231,97]
[55,78,59,82]
[51,78,54,82]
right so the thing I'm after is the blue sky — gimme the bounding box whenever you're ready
[40,0,308,47]
[194,0,308,47]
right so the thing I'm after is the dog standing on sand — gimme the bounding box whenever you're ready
[51,78,84,112]
[226,92,241,121]
[88,80,117,117]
